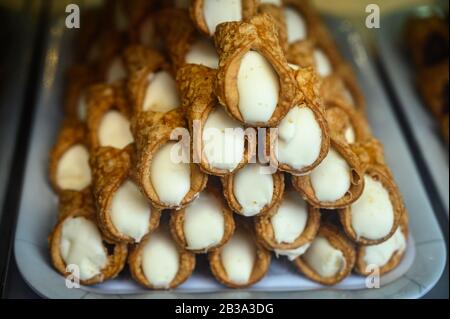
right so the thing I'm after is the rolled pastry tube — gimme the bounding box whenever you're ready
[129,11,165,50]
[355,211,409,276]
[222,163,285,217]
[257,0,288,53]
[123,46,180,114]
[294,223,356,286]
[177,64,248,176]
[90,146,162,244]
[84,29,125,67]
[292,137,365,209]
[128,223,196,290]
[190,0,258,37]
[418,60,449,119]
[49,119,92,194]
[170,181,235,253]
[64,64,100,123]
[131,109,208,210]
[325,101,371,145]
[86,82,134,151]
[107,0,157,34]
[255,188,321,257]
[339,141,405,245]
[156,9,219,71]
[214,14,298,127]
[208,220,271,288]
[49,195,128,286]
[269,66,330,175]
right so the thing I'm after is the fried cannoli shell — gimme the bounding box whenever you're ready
[190,0,258,36]
[49,118,91,194]
[49,201,128,286]
[177,64,248,176]
[292,138,365,209]
[155,8,197,71]
[106,0,156,33]
[128,230,196,290]
[90,146,161,244]
[123,45,168,114]
[57,189,94,221]
[221,167,285,217]
[208,221,271,289]
[214,14,298,127]
[64,64,100,120]
[131,109,208,210]
[355,211,409,276]
[325,101,371,144]
[90,32,127,80]
[255,192,321,251]
[333,63,366,112]
[170,182,235,253]
[258,3,288,53]
[418,60,449,118]
[85,81,132,151]
[338,164,404,246]
[294,223,356,286]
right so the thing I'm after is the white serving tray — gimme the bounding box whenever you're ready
[13,7,446,299]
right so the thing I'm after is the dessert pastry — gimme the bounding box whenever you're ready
[90,146,162,244]
[170,182,235,253]
[214,14,297,126]
[270,66,330,175]
[325,101,370,145]
[355,211,409,276]
[209,221,271,288]
[190,0,258,36]
[339,140,404,245]
[294,223,355,286]
[131,109,208,210]
[49,195,128,285]
[222,163,285,217]
[255,189,321,259]
[49,119,92,194]
[156,9,219,70]
[292,138,365,209]
[129,224,196,290]
[418,60,449,119]
[123,46,180,114]
[86,82,134,151]
[177,64,247,176]
[108,0,156,33]
[257,0,288,52]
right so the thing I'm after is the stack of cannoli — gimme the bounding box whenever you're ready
[406,14,449,142]
[48,0,409,290]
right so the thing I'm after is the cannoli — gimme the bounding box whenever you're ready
[190,0,258,36]
[292,137,365,209]
[108,0,156,33]
[257,0,288,52]
[214,14,298,127]
[49,119,92,194]
[123,45,181,114]
[355,211,409,276]
[255,189,321,257]
[208,220,271,288]
[177,64,248,176]
[294,223,356,286]
[339,141,404,245]
[325,101,371,145]
[86,82,134,151]
[283,0,319,46]
[170,181,235,253]
[222,163,284,217]
[156,9,219,71]
[131,109,208,210]
[268,66,330,175]
[49,195,128,286]
[129,11,164,50]
[418,60,449,119]
[90,145,162,244]
[64,64,100,122]
[128,224,196,290]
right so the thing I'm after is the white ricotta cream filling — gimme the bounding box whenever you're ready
[303,236,345,278]
[56,144,92,191]
[202,107,245,171]
[275,243,311,261]
[233,164,274,216]
[185,38,219,69]
[351,175,395,241]
[310,149,351,202]
[314,49,332,78]
[60,217,107,281]
[284,6,307,43]
[204,0,243,35]
[98,110,134,149]
[150,142,191,207]
[237,51,279,124]
[106,57,127,84]
[363,227,406,267]
[143,71,180,113]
